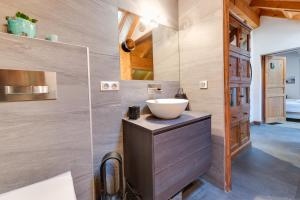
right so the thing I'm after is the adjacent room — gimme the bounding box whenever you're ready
[280,50,300,122]
[261,49,300,126]
[0,1,299,200]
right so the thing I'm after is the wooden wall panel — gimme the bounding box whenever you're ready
[0,33,92,200]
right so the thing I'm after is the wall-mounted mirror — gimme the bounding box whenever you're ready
[118,9,180,81]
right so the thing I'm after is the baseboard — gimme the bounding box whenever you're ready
[287,118,300,122]
[231,140,252,159]
[250,121,262,126]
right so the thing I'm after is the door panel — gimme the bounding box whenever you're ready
[229,23,238,47]
[240,85,250,119]
[230,83,242,123]
[264,56,286,123]
[230,55,240,82]
[229,14,251,158]
[230,125,240,152]
[240,119,250,145]
[240,58,251,83]
[240,27,250,52]
[266,96,286,123]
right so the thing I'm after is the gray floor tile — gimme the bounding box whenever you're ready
[184,124,300,200]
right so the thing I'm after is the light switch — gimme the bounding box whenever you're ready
[200,80,208,89]
[101,81,120,91]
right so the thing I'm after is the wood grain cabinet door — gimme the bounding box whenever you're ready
[153,119,212,200]
[229,14,251,158]
[240,85,250,119]
[230,83,241,153]
[240,27,251,52]
[229,19,239,47]
[240,58,251,83]
[230,124,240,152]
[239,84,250,145]
[230,84,241,122]
[230,54,240,82]
[240,118,250,145]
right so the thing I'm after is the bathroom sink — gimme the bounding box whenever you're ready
[146,99,189,119]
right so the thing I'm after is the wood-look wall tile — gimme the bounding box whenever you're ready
[92,104,123,200]
[0,0,119,56]
[89,52,121,108]
[204,135,226,188]
[179,0,225,189]
[0,1,181,199]
[89,51,122,199]
[120,80,180,116]
[0,33,93,200]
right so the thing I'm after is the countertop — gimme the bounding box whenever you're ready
[123,111,211,135]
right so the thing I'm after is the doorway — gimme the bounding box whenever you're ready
[223,0,300,197]
[262,55,287,123]
[262,49,300,124]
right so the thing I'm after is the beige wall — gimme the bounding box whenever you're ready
[179,0,226,188]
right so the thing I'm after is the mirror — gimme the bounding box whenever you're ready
[118,9,180,81]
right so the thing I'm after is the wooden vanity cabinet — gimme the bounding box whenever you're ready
[123,112,212,200]
[229,15,251,157]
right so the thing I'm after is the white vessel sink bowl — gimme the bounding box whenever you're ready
[146,99,189,119]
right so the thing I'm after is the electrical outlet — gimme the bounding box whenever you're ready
[101,81,120,91]
[200,80,208,89]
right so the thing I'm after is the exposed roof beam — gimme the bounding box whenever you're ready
[229,0,260,28]
[282,10,292,19]
[287,11,300,20]
[260,9,286,19]
[119,12,128,34]
[250,0,300,11]
[130,55,153,70]
[127,16,139,39]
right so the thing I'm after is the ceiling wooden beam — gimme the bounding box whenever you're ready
[229,0,260,28]
[287,11,300,20]
[260,9,286,19]
[130,55,153,70]
[282,10,292,19]
[250,0,300,11]
[127,16,139,39]
[119,12,128,34]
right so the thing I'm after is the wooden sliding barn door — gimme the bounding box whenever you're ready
[229,15,251,157]
[264,56,286,123]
